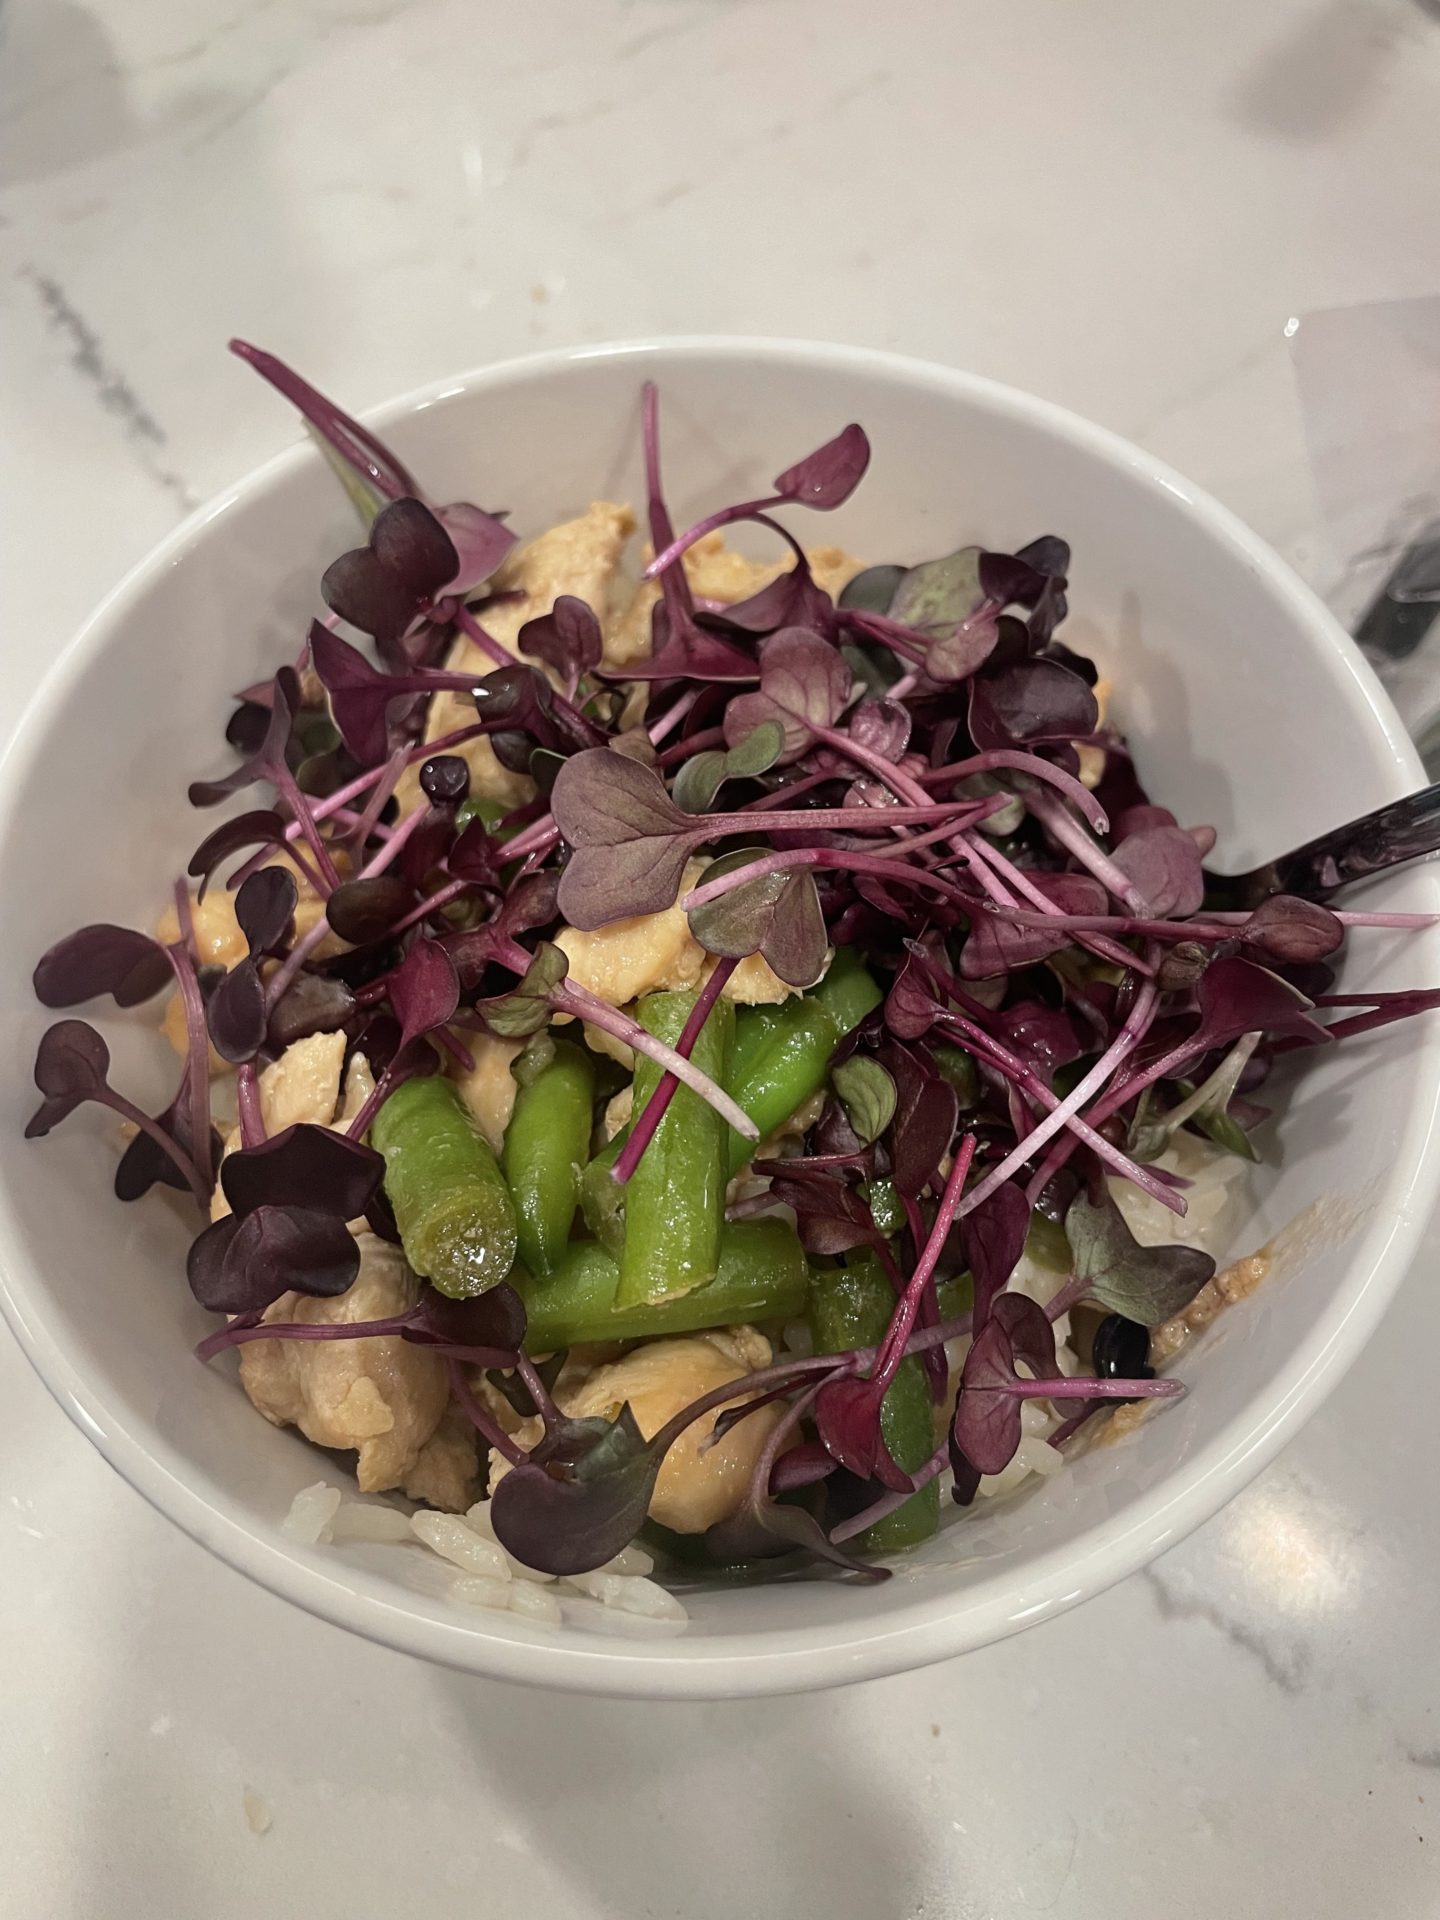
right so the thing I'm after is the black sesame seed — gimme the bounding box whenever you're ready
[420,754,470,804]
[1091,1313,1154,1381]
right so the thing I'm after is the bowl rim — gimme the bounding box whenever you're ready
[2,333,1437,1699]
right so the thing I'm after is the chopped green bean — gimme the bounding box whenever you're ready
[503,1036,595,1274]
[616,990,734,1309]
[578,1127,627,1258]
[725,950,882,1172]
[517,1218,809,1349]
[371,1076,518,1298]
[811,1255,939,1552]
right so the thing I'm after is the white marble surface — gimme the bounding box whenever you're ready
[3,1,1440,1913]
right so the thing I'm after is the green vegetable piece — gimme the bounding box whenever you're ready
[865,1174,905,1237]
[503,1037,595,1275]
[810,1256,939,1551]
[1025,1211,1073,1274]
[725,949,883,1172]
[616,990,734,1309]
[371,1076,518,1298]
[517,1219,809,1349]
[579,1128,628,1258]
[932,1043,979,1109]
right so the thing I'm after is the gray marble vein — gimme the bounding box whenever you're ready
[22,268,198,513]
[1140,1562,1312,1696]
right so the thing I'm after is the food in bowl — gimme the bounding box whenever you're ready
[24,345,1440,1624]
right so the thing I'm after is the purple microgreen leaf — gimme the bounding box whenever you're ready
[490,1405,661,1576]
[959,874,1109,979]
[1242,894,1344,963]
[723,716,787,778]
[993,1001,1082,1084]
[266,972,358,1049]
[325,874,416,944]
[1191,955,1328,1051]
[704,1492,887,1580]
[310,623,407,767]
[722,627,853,765]
[888,546,983,638]
[968,659,1098,751]
[706,541,835,637]
[950,1317,1024,1475]
[763,868,828,987]
[188,668,297,806]
[230,340,422,502]
[401,1280,527,1353]
[685,850,827,986]
[187,811,291,899]
[186,1205,360,1314]
[991,1289,1059,1378]
[839,563,907,615]
[33,924,173,1010]
[206,960,267,1065]
[551,748,696,928]
[475,941,568,1038]
[1065,1189,1215,1326]
[322,499,458,649]
[960,1180,1032,1331]
[472,661,608,757]
[774,422,871,507]
[518,593,603,683]
[1111,823,1205,919]
[115,1079,220,1203]
[219,1123,385,1220]
[433,502,515,595]
[760,1163,887,1256]
[887,1047,960,1197]
[25,1019,114,1135]
[672,750,728,814]
[831,1057,896,1146]
[847,697,911,763]
[235,866,298,957]
[388,938,460,1048]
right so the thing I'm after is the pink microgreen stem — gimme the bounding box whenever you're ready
[920,749,1109,834]
[646,495,788,577]
[446,1357,530,1464]
[1024,786,1147,912]
[612,958,740,1185]
[869,1137,978,1394]
[165,942,214,1193]
[236,1063,265,1148]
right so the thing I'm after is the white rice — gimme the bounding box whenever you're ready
[281,1482,341,1545]
[285,1481,688,1628]
[329,1500,413,1543]
[410,1511,511,1580]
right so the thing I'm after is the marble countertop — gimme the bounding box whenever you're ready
[3,1,1440,1913]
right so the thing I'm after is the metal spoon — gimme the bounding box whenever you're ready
[1203,782,1440,910]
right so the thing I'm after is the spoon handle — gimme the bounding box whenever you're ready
[1213,782,1440,909]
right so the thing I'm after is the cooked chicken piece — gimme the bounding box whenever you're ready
[603,532,865,668]
[395,501,636,815]
[1077,674,1112,790]
[556,860,708,1005]
[156,856,346,1072]
[239,1233,450,1495]
[556,861,804,1011]
[601,1085,633,1142]
[583,1023,635,1072]
[450,1033,524,1153]
[211,1036,369,1223]
[496,1327,784,1534]
[402,1402,480,1512]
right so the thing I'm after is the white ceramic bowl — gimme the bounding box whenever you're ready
[2,339,1437,1698]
